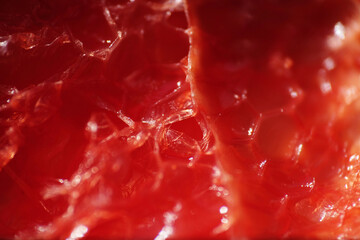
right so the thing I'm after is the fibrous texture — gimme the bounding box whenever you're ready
[1,0,360,239]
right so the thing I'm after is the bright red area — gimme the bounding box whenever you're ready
[1,0,360,239]
[187,0,360,238]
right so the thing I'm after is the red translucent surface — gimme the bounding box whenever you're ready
[1,0,360,239]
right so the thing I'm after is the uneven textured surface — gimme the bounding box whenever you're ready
[1,0,360,239]
[186,0,360,238]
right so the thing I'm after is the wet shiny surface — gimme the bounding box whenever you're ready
[1,0,360,239]
[187,0,360,238]
[0,1,226,239]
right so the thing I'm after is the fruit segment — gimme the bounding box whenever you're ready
[0,1,226,239]
[1,0,360,239]
[186,0,360,238]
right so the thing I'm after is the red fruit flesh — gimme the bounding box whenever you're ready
[1,0,360,239]
[186,0,360,238]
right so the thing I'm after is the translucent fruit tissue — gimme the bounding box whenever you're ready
[1,0,360,239]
